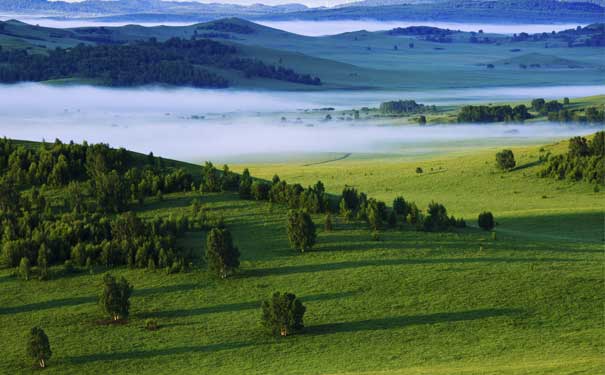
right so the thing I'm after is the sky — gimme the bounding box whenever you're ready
[54,0,354,7]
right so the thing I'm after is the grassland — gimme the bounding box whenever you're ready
[1,135,603,374]
[1,18,603,90]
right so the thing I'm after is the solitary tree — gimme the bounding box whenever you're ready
[495,149,516,171]
[26,327,52,368]
[324,213,333,231]
[478,211,495,230]
[37,245,49,281]
[206,228,240,278]
[261,292,306,337]
[286,210,316,252]
[99,274,133,321]
[19,257,30,281]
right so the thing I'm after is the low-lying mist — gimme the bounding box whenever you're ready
[1,83,601,162]
[0,16,585,37]
[2,83,603,114]
[259,20,587,37]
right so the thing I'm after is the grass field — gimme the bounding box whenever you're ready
[1,135,603,374]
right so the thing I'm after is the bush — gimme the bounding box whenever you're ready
[478,211,495,230]
[145,319,159,331]
[26,327,52,368]
[261,292,306,337]
[496,149,516,170]
[415,167,423,174]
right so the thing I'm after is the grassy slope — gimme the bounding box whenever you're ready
[1,138,603,374]
[1,18,603,90]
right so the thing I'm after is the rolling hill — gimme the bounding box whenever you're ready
[0,18,603,90]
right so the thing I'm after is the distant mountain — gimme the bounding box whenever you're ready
[264,0,605,23]
[0,0,308,17]
[1,0,603,24]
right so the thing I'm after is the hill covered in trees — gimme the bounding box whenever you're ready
[0,37,321,88]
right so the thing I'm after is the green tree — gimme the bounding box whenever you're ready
[261,292,306,337]
[238,168,252,199]
[99,273,133,321]
[478,211,495,230]
[286,210,316,252]
[206,228,240,279]
[495,149,516,170]
[37,245,49,281]
[324,213,333,231]
[26,327,52,368]
[18,257,31,281]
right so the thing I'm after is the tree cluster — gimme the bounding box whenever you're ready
[458,104,531,123]
[379,100,433,115]
[539,132,604,185]
[239,171,329,214]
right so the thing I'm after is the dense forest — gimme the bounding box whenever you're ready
[0,38,321,87]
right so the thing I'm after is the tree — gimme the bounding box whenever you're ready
[478,211,495,230]
[393,196,408,216]
[19,257,30,281]
[568,136,589,158]
[367,200,383,230]
[261,292,306,337]
[26,327,52,368]
[37,244,49,281]
[423,201,450,232]
[495,149,516,171]
[286,210,316,252]
[99,273,133,321]
[238,168,252,199]
[206,228,240,278]
[324,213,333,231]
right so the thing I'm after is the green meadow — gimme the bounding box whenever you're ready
[1,136,603,374]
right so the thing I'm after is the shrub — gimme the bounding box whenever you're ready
[495,149,516,170]
[206,228,240,279]
[286,210,316,252]
[26,327,52,368]
[415,167,423,174]
[145,319,159,331]
[478,211,495,230]
[261,292,306,337]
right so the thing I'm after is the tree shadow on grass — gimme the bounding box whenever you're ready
[68,341,255,365]
[134,283,200,297]
[0,283,201,315]
[245,256,573,278]
[0,296,96,315]
[511,160,543,172]
[138,291,357,319]
[306,308,523,336]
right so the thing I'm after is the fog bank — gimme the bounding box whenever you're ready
[0,83,601,162]
[0,16,585,37]
[1,83,603,115]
